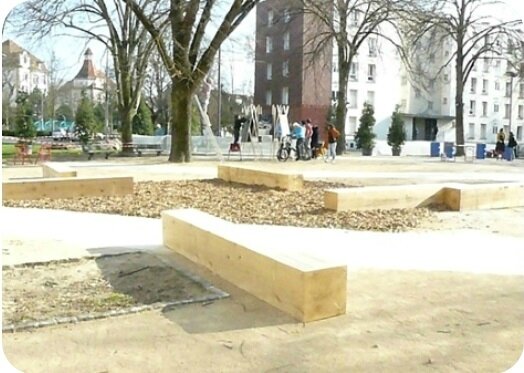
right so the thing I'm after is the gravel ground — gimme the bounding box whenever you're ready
[3,180,434,232]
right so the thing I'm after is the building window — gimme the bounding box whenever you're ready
[519,105,524,119]
[350,11,359,26]
[480,123,487,139]
[350,62,358,79]
[505,104,511,118]
[367,91,375,106]
[519,83,524,98]
[495,60,501,68]
[283,8,290,23]
[482,79,488,93]
[468,123,475,140]
[470,77,477,94]
[495,81,500,91]
[282,61,289,77]
[282,86,289,105]
[400,99,407,109]
[267,9,274,25]
[443,97,448,105]
[492,125,498,135]
[367,64,376,82]
[483,58,489,73]
[505,82,512,97]
[266,37,272,53]
[517,126,523,141]
[348,116,358,134]
[266,63,272,80]
[283,32,290,51]
[482,101,487,117]
[494,104,499,113]
[428,101,434,110]
[368,38,377,57]
[265,90,272,105]
[469,100,476,115]
[349,89,358,108]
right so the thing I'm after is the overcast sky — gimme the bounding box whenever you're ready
[2,0,524,96]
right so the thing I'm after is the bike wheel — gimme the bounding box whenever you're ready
[277,147,289,162]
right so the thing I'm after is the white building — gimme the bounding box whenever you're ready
[2,39,48,103]
[331,22,524,147]
[58,48,111,109]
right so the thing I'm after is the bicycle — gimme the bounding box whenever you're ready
[277,134,296,161]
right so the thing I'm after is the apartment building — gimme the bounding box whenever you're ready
[2,39,48,103]
[254,0,332,127]
[254,2,524,144]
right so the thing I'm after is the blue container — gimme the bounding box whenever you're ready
[476,143,486,159]
[504,147,514,161]
[444,142,454,158]
[430,142,440,157]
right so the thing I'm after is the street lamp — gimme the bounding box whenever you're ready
[506,70,518,135]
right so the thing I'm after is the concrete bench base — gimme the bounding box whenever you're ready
[218,164,304,191]
[42,162,78,178]
[162,209,347,322]
[325,182,524,212]
[2,176,134,201]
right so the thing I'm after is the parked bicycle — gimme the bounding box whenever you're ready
[277,134,310,161]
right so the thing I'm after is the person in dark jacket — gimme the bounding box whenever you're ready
[508,131,518,159]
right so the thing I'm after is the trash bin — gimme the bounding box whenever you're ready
[476,143,486,159]
[430,142,440,157]
[444,142,454,158]
[504,147,514,161]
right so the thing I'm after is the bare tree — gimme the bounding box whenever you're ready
[143,47,171,130]
[124,0,261,162]
[8,0,165,152]
[1,53,19,129]
[405,0,522,155]
[301,0,407,154]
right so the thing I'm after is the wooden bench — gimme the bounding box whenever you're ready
[42,162,78,178]
[2,176,134,201]
[82,143,118,160]
[218,164,304,191]
[324,184,447,211]
[442,182,524,211]
[162,209,347,322]
[136,143,163,156]
[325,182,524,212]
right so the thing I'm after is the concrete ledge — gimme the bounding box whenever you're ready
[324,184,446,211]
[2,176,134,201]
[325,182,524,212]
[42,162,78,178]
[162,208,347,322]
[443,182,524,211]
[218,164,304,191]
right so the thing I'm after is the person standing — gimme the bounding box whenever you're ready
[495,128,506,159]
[311,122,320,158]
[325,123,340,163]
[508,131,518,159]
[305,118,313,158]
[293,122,306,160]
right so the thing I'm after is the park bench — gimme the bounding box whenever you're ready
[82,142,119,160]
[218,164,304,191]
[136,143,163,156]
[162,208,347,322]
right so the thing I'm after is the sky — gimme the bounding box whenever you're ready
[2,0,524,96]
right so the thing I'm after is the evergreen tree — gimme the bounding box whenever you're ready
[93,103,107,134]
[14,91,37,140]
[132,100,154,135]
[387,105,407,155]
[74,93,97,144]
[355,102,376,153]
[55,104,74,121]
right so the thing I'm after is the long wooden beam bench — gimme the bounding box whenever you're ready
[2,176,134,201]
[42,162,78,178]
[324,184,447,211]
[443,182,524,211]
[325,182,524,212]
[218,164,304,191]
[162,208,347,322]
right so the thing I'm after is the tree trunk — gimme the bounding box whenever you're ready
[455,44,465,157]
[335,61,349,155]
[119,106,135,155]
[169,82,192,162]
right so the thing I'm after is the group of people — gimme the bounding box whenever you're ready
[288,119,340,162]
[495,128,519,159]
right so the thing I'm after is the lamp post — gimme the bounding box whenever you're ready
[506,70,518,135]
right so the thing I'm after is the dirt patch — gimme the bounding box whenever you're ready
[2,180,434,232]
[2,252,221,328]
